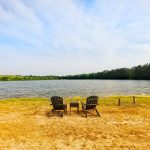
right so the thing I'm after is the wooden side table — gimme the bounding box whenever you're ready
[70,101,79,114]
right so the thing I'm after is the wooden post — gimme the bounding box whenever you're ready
[118,98,121,106]
[133,96,136,104]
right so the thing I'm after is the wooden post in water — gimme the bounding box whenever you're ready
[133,96,136,104]
[118,98,121,106]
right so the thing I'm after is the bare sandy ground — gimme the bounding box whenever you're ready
[0,98,150,150]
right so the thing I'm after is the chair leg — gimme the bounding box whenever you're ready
[83,110,87,118]
[64,108,67,114]
[95,108,100,117]
[61,111,64,117]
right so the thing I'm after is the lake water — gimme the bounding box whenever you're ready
[0,80,150,99]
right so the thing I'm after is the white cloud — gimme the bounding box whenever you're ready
[0,0,150,75]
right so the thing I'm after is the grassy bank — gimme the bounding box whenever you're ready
[0,96,150,149]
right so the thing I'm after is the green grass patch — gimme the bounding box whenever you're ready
[0,95,150,107]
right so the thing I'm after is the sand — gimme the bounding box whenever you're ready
[0,98,150,150]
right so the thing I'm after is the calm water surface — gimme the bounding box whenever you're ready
[0,80,150,99]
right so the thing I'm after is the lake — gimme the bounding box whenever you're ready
[0,80,150,99]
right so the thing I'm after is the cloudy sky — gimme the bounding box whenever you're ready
[0,0,150,75]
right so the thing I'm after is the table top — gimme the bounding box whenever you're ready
[70,101,79,107]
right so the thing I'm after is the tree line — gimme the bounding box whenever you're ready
[0,63,150,81]
[61,63,150,80]
[0,75,59,81]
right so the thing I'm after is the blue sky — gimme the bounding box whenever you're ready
[0,0,150,75]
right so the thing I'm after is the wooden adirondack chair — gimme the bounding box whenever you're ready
[50,96,67,116]
[81,96,100,118]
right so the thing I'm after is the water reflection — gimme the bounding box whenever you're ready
[0,80,149,99]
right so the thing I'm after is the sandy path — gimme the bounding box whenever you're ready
[0,105,150,150]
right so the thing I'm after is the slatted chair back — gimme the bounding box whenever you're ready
[51,96,63,110]
[86,96,98,109]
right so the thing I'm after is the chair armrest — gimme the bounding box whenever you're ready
[86,104,98,106]
[51,104,64,106]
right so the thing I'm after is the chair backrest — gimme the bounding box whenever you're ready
[86,96,98,109]
[51,96,63,110]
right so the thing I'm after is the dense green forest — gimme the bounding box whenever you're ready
[0,63,150,81]
[61,63,150,80]
[0,75,59,81]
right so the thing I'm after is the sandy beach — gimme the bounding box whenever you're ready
[0,97,150,150]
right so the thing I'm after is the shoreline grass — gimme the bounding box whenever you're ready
[0,96,150,149]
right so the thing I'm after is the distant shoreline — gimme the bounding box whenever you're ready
[0,78,150,81]
[0,63,150,81]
